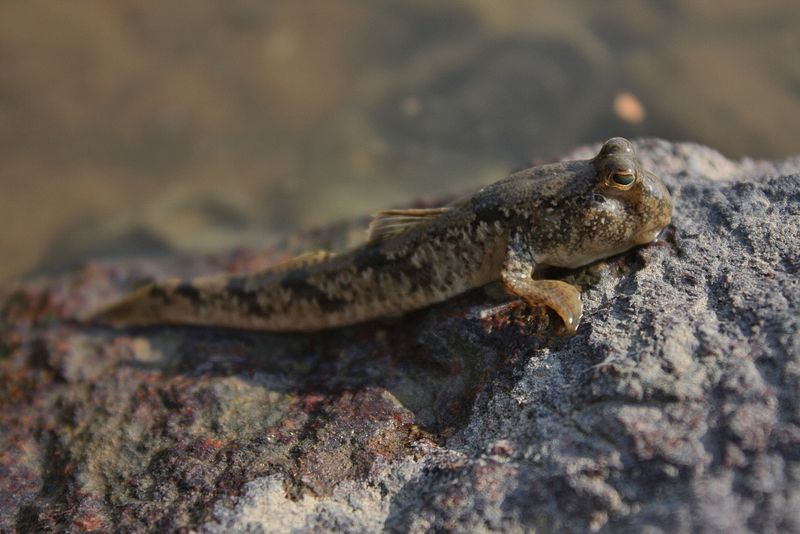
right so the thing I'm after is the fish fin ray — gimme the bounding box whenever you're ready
[366,207,449,242]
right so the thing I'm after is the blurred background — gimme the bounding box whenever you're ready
[1,0,799,283]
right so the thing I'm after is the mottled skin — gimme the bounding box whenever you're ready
[97,138,672,334]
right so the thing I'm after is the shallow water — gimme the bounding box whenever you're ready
[1,1,798,282]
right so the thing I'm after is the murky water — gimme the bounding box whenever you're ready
[1,1,798,282]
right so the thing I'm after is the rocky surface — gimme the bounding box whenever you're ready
[1,139,799,532]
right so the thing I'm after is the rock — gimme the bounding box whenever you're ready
[1,139,798,533]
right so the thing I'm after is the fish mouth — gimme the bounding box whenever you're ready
[634,223,670,245]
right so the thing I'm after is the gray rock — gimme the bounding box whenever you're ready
[1,140,798,533]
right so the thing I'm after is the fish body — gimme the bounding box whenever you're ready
[97,138,672,334]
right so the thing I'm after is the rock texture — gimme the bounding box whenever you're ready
[1,140,798,533]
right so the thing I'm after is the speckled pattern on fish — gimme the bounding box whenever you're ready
[95,138,672,334]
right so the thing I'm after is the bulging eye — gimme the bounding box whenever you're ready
[611,172,636,188]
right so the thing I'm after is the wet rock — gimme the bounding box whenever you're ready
[1,140,798,532]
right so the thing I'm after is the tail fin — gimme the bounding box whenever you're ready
[92,283,167,326]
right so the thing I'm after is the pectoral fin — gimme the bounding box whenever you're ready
[501,277,583,335]
[501,228,583,334]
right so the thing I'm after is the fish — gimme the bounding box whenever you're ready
[95,138,673,335]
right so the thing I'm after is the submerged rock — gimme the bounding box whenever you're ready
[1,140,798,532]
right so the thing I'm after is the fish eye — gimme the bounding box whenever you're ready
[610,172,636,189]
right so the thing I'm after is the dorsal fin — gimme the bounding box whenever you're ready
[269,250,336,273]
[366,207,450,243]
